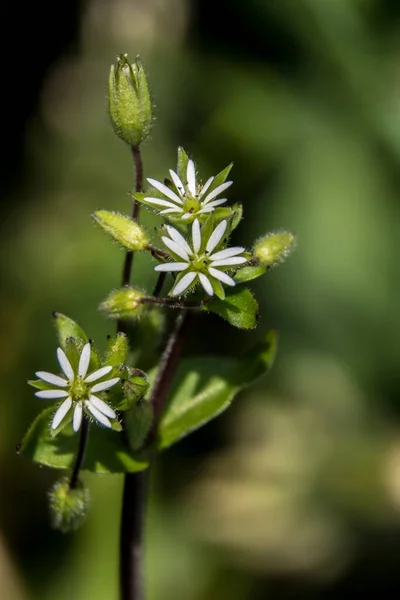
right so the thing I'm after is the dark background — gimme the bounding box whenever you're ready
[2,0,400,598]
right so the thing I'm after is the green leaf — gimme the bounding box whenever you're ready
[18,408,149,474]
[206,163,233,195]
[157,329,277,449]
[234,264,267,283]
[203,287,259,329]
[53,313,88,349]
[125,400,153,451]
[177,147,189,183]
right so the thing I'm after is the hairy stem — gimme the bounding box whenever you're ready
[69,416,89,489]
[121,146,144,288]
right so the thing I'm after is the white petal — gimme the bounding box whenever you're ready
[89,395,117,418]
[165,225,192,255]
[35,371,68,387]
[200,198,227,209]
[171,272,197,296]
[210,246,246,260]
[85,401,111,428]
[154,262,189,272]
[202,181,233,205]
[35,389,70,399]
[181,213,193,220]
[78,343,91,378]
[169,169,185,195]
[198,273,214,296]
[52,397,72,429]
[160,208,184,215]
[147,178,183,204]
[57,348,75,381]
[192,219,201,253]
[210,256,248,267]
[196,206,215,214]
[161,237,190,260]
[198,176,214,199]
[84,365,113,383]
[144,197,179,209]
[206,220,227,253]
[186,160,196,196]
[73,402,83,432]
[208,267,236,286]
[90,377,120,393]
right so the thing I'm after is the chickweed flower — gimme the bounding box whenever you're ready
[155,219,247,297]
[145,159,232,221]
[34,343,120,432]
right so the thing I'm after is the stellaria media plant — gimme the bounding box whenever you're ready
[18,54,295,600]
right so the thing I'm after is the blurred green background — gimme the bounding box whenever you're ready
[2,0,400,598]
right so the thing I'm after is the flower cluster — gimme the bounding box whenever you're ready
[155,219,247,297]
[35,343,119,432]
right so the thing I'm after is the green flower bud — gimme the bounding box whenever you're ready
[99,287,146,320]
[105,332,129,366]
[253,231,295,267]
[49,478,90,533]
[108,54,152,147]
[93,210,149,251]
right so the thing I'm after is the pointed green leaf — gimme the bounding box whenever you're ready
[53,313,88,350]
[206,163,233,195]
[18,408,149,474]
[203,287,258,329]
[177,147,190,183]
[157,329,277,449]
[234,264,267,283]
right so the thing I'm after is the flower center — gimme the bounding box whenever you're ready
[182,195,200,214]
[190,253,210,272]
[70,377,88,401]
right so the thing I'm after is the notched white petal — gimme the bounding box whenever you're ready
[36,389,70,399]
[186,160,196,196]
[73,402,83,432]
[144,197,179,209]
[89,395,117,418]
[208,267,236,286]
[210,247,245,261]
[90,377,120,393]
[172,272,197,296]
[169,169,185,195]
[206,220,227,253]
[198,273,214,296]
[154,262,189,272]
[198,176,214,199]
[192,219,201,253]
[78,343,91,378]
[84,365,113,383]
[56,347,75,381]
[52,397,72,429]
[85,401,112,428]
[161,237,190,261]
[202,181,233,205]
[210,256,247,267]
[147,178,183,204]
[165,226,192,255]
[35,371,68,387]
[200,198,227,209]
[160,208,184,215]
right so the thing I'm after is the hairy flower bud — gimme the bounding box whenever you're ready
[108,54,152,147]
[99,287,146,320]
[93,210,149,251]
[49,478,90,533]
[253,231,295,267]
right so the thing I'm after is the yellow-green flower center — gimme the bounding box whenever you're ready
[70,377,88,401]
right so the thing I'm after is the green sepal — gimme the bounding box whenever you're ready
[18,408,149,474]
[53,312,88,350]
[206,163,233,196]
[105,332,129,366]
[228,203,243,233]
[125,400,153,451]
[234,264,267,283]
[157,329,277,449]
[177,147,190,183]
[202,287,259,329]
[120,369,150,410]
[210,278,225,300]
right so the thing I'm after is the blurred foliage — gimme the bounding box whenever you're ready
[2,0,400,598]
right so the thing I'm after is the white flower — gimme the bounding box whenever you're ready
[155,219,247,296]
[144,159,232,221]
[34,343,120,432]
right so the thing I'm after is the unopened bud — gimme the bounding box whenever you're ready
[93,210,149,251]
[108,54,152,147]
[99,287,146,320]
[49,478,89,533]
[253,231,295,267]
